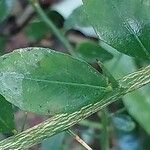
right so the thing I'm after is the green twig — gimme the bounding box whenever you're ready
[110,107,126,117]
[101,109,109,150]
[0,65,149,149]
[79,119,102,130]
[28,0,75,55]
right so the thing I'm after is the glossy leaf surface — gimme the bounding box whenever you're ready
[0,95,14,133]
[0,48,111,115]
[83,0,150,59]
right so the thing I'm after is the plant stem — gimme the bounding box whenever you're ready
[67,129,93,150]
[79,119,102,130]
[0,65,149,150]
[28,0,75,56]
[110,107,126,117]
[101,109,109,150]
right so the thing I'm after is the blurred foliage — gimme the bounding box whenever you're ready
[41,132,65,150]
[0,95,14,133]
[0,0,149,149]
[25,10,64,42]
[75,41,113,63]
[0,0,14,22]
[112,114,141,150]
[0,37,7,54]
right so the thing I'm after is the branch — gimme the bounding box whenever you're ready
[28,0,75,55]
[0,65,150,150]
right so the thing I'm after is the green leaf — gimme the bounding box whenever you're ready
[64,5,88,29]
[0,0,14,22]
[25,11,64,41]
[75,41,113,63]
[0,94,14,133]
[0,47,112,115]
[83,0,150,59]
[47,10,64,28]
[124,86,150,134]
[25,20,48,42]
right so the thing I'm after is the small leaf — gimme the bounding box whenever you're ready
[64,5,88,29]
[0,95,14,133]
[83,0,150,59]
[25,20,48,42]
[75,41,113,63]
[25,11,64,41]
[47,11,64,28]
[124,86,150,134]
[0,47,111,115]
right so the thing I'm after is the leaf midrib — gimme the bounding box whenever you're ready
[2,75,107,90]
[110,0,150,57]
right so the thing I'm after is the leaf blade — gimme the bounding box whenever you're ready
[83,0,150,59]
[75,41,113,63]
[0,47,111,115]
[0,95,14,133]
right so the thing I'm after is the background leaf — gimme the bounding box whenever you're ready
[64,5,88,29]
[124,86,150,134]
[0,0,14,22]
[0,47,110,115]
[83,0,150,59]
[75,41,113,63]
[0,95,14,133]
[112,114,141,150]
[25,10,64,42]
[0,37,7,55]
